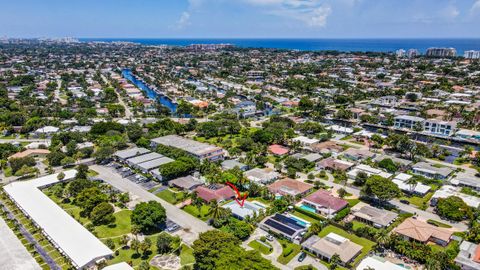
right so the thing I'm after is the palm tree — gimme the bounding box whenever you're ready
[329,253,341,270]
[308,222,324,235]
[131,225,141,240]
[375,229,390,250]
[405,177,418,193]
[208,200,227,222]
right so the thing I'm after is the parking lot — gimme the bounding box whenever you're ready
[108,162,159,190]
[105,163,182,234]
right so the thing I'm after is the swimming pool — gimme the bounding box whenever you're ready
[288,215,310,227]
[299,204,317,213]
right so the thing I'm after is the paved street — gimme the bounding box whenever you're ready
[0,216,42,270]
[91,165,212,245]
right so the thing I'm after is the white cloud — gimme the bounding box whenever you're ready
[244,0,332,27]
[472,0,480,13]
[176,12,191,29]
[440,4,459,20]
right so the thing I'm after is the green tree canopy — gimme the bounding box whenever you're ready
[436,196,472,221]
[361,175,400,202]
[131,201,166,233]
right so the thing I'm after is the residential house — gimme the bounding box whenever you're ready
[302,233,362,266]
[311,141,344,155]
[431,185,480,208]
[292,136,320,147]
[245,168,279,184]
[373,155,413,171]
[267,178,314,197]
[393,217,452,246]
[221,160,248,171]
[451,172,480,191]
[168,175,203,191]
[347,164,392,180]
[194,185,236,203]
[268,144,289,156]
[351,202,398,228]
[8,149,50,160]
[259,213,307,241]
[392,173,431,196]
[412,162,453,180]
[300,190,348,218]
[357,256,406,270]
[342,148,376,161]
[454,241,480,270]
[317,158,354,172]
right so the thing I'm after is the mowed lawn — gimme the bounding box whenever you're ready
[182,205,211,221]
[248,240,273,255]
[155,189,185,204]
[95,210,132,238]
[318,225,375,265]
[180,244,195,265]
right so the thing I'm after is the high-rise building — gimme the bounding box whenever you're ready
[407,49,419,58]
[396,49,406,57]
[464,50,480,59]
[426,47,457,57]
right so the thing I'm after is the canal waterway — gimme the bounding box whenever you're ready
[121,69,177,113]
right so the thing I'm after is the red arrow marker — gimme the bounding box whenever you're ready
[226,182,248,207]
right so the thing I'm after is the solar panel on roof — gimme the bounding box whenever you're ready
[264,219,296,236]
[272,214,305,230]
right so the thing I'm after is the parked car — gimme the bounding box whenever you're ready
[298,252,306,262]
[400,199,410,205]
[266,234,274,241]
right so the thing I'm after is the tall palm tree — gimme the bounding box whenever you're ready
[405,177,418,193]
[375,229,390,250]
[208,199,228,222]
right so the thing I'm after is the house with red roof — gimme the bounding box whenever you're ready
[267,178,313,197]
[300,190,348,218]
[268,144,289,156]
[194,185,236,203]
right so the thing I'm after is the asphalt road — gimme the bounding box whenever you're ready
[91,165,212,245]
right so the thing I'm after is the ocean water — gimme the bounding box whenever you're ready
[80,38,480,54]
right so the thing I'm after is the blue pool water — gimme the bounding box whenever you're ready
[289,215,309,227]
[299,204,317,213]
[121,69,177,113]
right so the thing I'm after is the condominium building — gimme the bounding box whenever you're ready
[394,115,425,129]
[426,47,457,57]
[423,119,456,136]
[151,135,225,161]
[407,49,419,58]
[464,50,480,59]
[396,49,406,57]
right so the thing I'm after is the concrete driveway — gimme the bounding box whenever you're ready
[287,252,328,270]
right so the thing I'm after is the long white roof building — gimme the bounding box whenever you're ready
[3,171,113,269]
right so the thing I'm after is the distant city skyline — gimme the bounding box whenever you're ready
[1,0,480,38]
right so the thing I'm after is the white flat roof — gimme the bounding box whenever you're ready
[3,171,113,268]
[356,256,405,270]
[222,201,264,218]
[103,262,134,270]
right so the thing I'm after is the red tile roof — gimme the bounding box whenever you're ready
[267,178,313,196]
[303,190,348,211]
[268,144,289,155]
[195,185,236,202]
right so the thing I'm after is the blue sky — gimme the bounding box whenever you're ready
[1,0,480,38]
